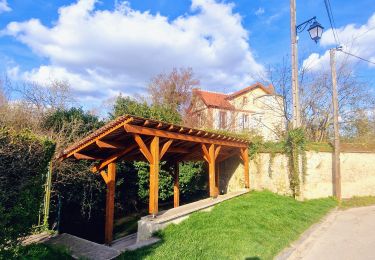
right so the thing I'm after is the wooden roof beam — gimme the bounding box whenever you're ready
[96,140,125,149]
[64,118,133,159]
[91,143,139,172]
[123,124,247,148]
[74,153,103,160]
[167,147,190,153]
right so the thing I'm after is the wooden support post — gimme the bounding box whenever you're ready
[104,162,116,245]
[149,136,160,215]
[202,144,220,198]
[215,163,220,196]
[208,144,216,198]
[173,162,180,208]
[240,148,250,189]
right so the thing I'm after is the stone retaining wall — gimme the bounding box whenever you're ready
[220,151,375,199]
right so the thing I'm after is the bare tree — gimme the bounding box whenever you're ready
[259,53,375,142]
[0,78,74,133]
[148,67,200,114]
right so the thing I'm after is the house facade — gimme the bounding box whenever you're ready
[188,83,285,140]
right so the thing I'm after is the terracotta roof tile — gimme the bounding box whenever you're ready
[192,83,275,110]
[194,90,234,109]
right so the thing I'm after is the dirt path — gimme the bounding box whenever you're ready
[278,205,375,260]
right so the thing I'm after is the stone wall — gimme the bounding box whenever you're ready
[220,151,375,199]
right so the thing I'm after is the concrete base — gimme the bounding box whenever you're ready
[137,190,248,242]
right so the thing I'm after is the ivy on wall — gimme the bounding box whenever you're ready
[248,129,311,198]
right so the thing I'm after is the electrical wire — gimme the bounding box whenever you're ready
[338,49,375,66]
[352,26,375,41]
[324,0,340,45]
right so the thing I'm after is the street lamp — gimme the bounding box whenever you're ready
[290,0,324,128]
[296,16,324,43]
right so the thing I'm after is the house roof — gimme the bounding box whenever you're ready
[193,90,234,109]
[227,83,274,99]
[192,83,275,110]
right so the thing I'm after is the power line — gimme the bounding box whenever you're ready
[352,26,375,41]
[324,0,340,45]
[338,49,375,66]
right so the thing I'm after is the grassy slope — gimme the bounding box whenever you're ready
[122,191,336,260]
[0,244,73,260]
[340,196,375,209]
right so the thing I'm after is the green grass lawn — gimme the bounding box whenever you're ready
[121,191,337,260]
[0,244,73,260]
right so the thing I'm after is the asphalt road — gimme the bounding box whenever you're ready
[280,205,375,260]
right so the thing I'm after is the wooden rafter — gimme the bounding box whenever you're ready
[63,117,133,159]
[167,147,190,153]
[91,143,138,172]
[74,153,103,160]
[96,140,125,149]
[124,124,247,148]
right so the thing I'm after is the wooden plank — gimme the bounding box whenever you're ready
[96,140,125,149]
[74,153,103,160]
[173,162,180,208]
[160,139,173,159]
[123,124,247,148]
[91,144,138,172]
[134,134,153,164]
[104,163,116,245]
[149,136,159,215]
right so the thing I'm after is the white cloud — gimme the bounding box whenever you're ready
[255,7,264,16]
[3,0,265,105]
[303,13,375,71]
[0,0,11,13]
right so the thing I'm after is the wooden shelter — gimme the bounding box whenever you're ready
[58,115,249,244]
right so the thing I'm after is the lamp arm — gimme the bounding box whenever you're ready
[296,16,316,33]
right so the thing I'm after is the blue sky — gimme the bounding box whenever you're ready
[1,0,374,109]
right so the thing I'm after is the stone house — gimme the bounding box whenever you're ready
[187,83,285,140]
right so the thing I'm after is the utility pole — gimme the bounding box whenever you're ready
[330,48,341,200]
[290,0,301,128]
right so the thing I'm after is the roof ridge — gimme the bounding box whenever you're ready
[194,89,229,95]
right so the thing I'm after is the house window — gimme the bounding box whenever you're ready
[197,113,202,127]
[242,114,249,130]
[242,96,248,106]
[219,111,227,129]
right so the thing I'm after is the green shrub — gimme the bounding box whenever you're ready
[0,128,55,251]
